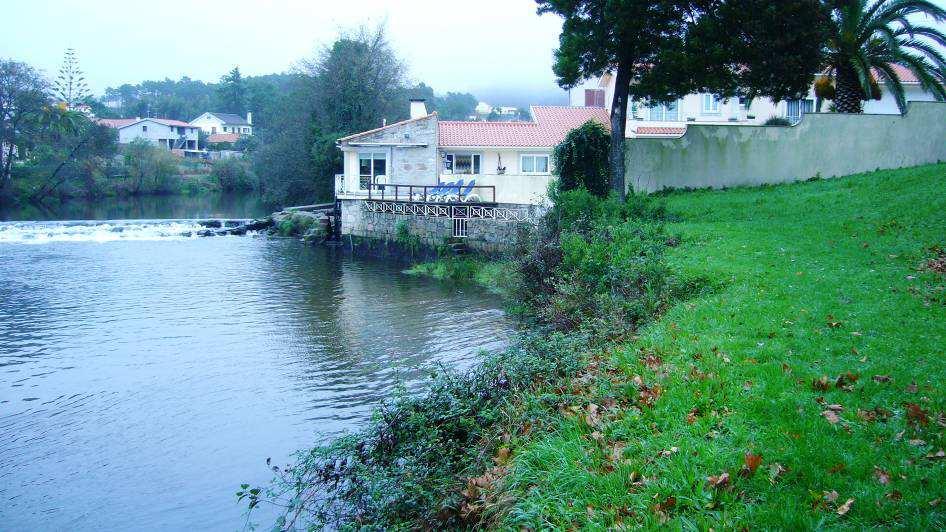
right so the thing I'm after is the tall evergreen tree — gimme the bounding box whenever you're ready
[54,48,89,109]
[216,66,247,114]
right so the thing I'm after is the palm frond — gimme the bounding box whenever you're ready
[871,62,908,111]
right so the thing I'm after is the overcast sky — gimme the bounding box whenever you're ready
[1,0,567,103]
[4,1,945,105]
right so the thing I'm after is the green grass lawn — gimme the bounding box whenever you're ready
[498,164,946,529]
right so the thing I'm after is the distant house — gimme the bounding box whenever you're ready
[96,118,199,150]
[189,112,254,136]
[570,65,941,137]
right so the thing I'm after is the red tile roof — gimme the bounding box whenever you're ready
[207,133,241,144]
[877,64,919,83]
[95,117,194,129]
[634,126,686,136]
[95,118,137,128]
[438,106,611,148]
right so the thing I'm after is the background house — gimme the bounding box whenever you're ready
[189,112,254,135]
[569,65,940,137]
[96,118,199,150]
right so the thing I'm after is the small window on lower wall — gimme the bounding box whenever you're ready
[520,154,550,174]
[453,218,468,238]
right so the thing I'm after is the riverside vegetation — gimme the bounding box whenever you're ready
[244,162,946,529]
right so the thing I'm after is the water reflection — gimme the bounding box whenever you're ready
[0,224,511,530]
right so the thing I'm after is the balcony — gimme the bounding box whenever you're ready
[335,173,553,206]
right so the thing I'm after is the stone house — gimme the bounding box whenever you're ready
[334,99,609,251]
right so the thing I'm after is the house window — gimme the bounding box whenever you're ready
[142,125,148,132]
[223,127,228,132]
[786,99,814,124]
[520,154,550,174]
[453,218,468,238]
[702,94,720,114]
[211,127,217,133]
[443,153,481,175]
[649,100,679,121]
[358,152,387,189]
[584,89,605,107]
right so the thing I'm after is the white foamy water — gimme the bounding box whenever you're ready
[0,219,247,244]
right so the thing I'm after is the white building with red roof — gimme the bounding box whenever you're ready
[336,100,609,206]
[96,117,200,151]
[571,64,941,138]
[333,99,610,247]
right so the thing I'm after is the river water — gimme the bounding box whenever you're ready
[0,195,512,530]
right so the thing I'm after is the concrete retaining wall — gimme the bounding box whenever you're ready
[338,199,530,254]
[627,101,946,192]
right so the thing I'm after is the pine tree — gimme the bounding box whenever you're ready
[54,48,89,109]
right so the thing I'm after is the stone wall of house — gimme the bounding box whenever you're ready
[352,115,440,186]
[338,199,530,254]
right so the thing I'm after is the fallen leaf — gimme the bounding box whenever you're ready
[768,463,787,483]
[740,452,763,477]
[930,498,942,507]
[826,315,843,328]
[828,463,846,474]
[926,449,945,460]
[493,447,511,465]
[837,498,854,516]
[874,467,891,485]
[906,382,918,393]
[824,490,839,503]
[823,410,841,424]
[654,496,676,513]
[872,375,891,383]
[905,403,929,426]
[707,472,730,489]
[813,376,831,391]
[909,438,927,446]
[658,446,679,457]
[686,408,700,424]
[886,490,903,501]
[857,409,877,422]
[825,404,844,412]
[836,372,859,388]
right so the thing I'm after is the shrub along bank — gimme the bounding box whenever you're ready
[243,187,690,529]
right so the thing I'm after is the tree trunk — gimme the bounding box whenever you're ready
[609,62,633,198]
[833,66,864,114]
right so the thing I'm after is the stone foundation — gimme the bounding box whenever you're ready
[339,199,533,254]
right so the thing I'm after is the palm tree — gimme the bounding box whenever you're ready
[824,0,946,113]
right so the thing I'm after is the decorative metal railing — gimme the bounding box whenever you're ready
[362,200,533,223]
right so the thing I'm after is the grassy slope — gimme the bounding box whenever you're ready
[500,164,946,529]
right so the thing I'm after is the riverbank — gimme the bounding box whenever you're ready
[250,162,946,529]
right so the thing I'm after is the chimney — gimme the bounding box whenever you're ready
[409,98,427,120]
[246,111,252,125]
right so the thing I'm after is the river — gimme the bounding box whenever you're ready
[0,194,513,530]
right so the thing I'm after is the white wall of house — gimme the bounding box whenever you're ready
[189,113,254,135]
[117,120,199,149]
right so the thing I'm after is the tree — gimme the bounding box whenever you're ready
[823,0,946,114]
[216,67,247,115]
[553,120,611,197]
[537,0,829,196]
[437,92,478,120]
[54,48,89,109]
[0,59,50,199]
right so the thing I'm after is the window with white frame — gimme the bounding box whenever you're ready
[701,94,721,114]
[786,99,814,124]
[649,100,679,121]
[358,152,387,189]
[443,153,481,175]
[520,154,550,174]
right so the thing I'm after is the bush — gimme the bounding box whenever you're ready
[552,120,611,197]
[763,116,792,126]
[121,139,181,194]
[211,158,257,192]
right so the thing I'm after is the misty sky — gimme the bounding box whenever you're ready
[1,0,568,103]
